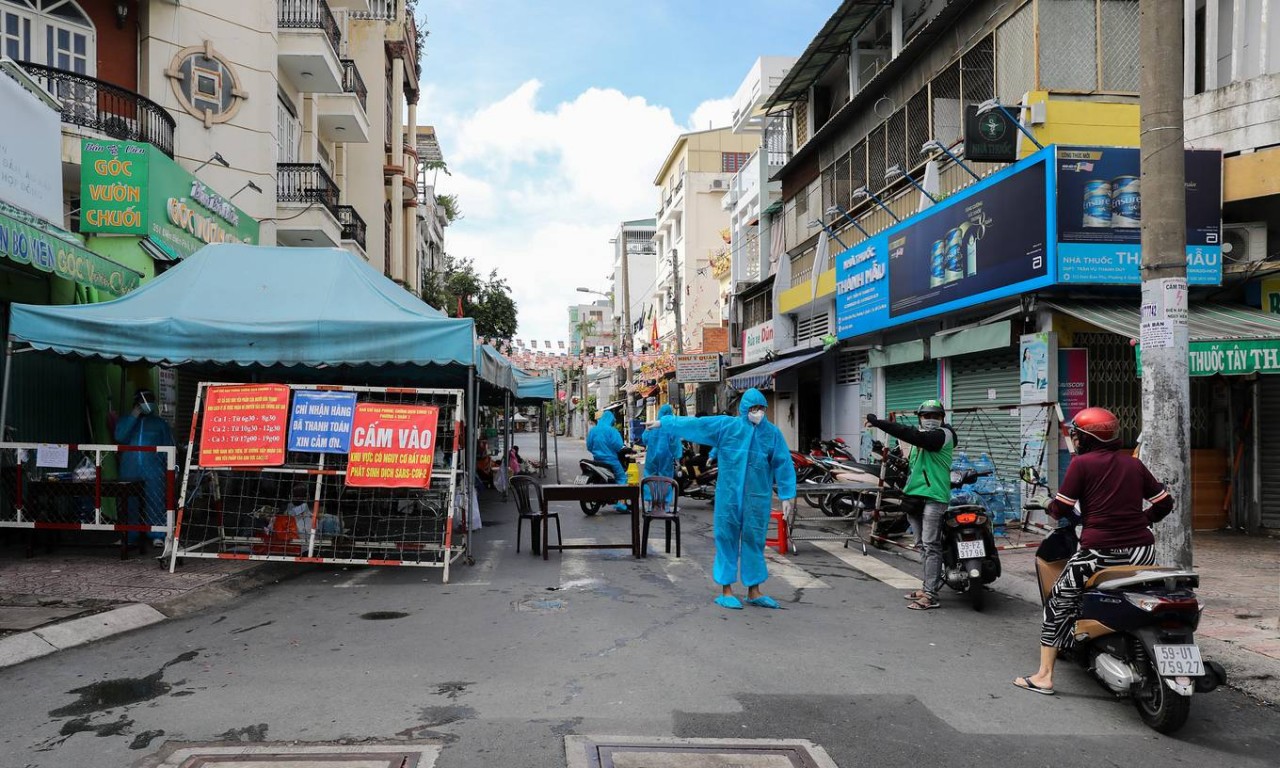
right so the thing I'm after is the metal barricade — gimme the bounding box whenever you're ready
[170,383,467,580]
[0,441,176,557]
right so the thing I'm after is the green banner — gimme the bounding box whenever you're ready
[0,205,141,297]
[1136,339,1280,376]
[80,139,259,259]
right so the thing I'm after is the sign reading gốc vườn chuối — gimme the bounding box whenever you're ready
[835,144,1222,341]
[78,138,259,259]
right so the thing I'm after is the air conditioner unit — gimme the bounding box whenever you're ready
[1223,222,1268,263]
[711,179,725,190]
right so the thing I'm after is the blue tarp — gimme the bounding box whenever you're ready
[513,367,555,403]
[8,244,477,372]
[477,344,519,395]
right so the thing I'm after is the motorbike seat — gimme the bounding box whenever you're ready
[1084,565,1186,589]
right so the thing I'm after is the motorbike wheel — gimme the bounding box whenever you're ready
[580,500,602,516]
[1134,658,1192,734]
[969,583,986,612]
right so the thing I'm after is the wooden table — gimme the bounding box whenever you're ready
[540,484,642,560]
[22,479,149,559]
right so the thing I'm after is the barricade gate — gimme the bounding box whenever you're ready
[0,442,177,555]
[171,383,468,581]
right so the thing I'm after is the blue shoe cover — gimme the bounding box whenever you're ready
[714,595,743,610]
[747,595,781,609]
[615,503,628,512]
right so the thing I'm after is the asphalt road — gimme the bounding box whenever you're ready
[0,433,1275,767]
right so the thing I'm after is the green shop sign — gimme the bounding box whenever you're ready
[80,139,258,259]
[0,202,141,297]
[1137,339,1280,376]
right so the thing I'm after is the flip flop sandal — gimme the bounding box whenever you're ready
[903,590,927,600]
[1013,676,1055,696]
[906,597,939,610]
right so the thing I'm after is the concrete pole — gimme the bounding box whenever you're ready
[671,247,687,415]
[1139,0,1192,569]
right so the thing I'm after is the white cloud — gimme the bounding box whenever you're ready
[430,81,735,343]
[687,97,734,132]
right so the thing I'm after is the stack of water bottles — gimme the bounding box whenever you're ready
[953,452,1016,529]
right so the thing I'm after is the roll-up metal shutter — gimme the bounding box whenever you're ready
[884,361,938,428]
[950,350,1022,481]
[1260,377,1280,530]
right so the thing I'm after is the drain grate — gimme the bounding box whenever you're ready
[144,742,440,767]
[566,737,838,768]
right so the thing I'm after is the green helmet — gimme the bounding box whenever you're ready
[917,399,945,417]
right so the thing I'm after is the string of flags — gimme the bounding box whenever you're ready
[479,337,668,371]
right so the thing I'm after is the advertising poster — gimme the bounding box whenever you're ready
[1019,333,1050,405]
[1056,146,1222,285]
[199,384,291,466]
[287,390,358,453]
[1057,347,1089,482]
[675,353,722,383]
[836,153,1053,340]
[347,404,440,488]
[889,161,1048,318]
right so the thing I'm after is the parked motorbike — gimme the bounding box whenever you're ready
[576,446,636,515]
[676,444,717,501]
[1034,507,1226,733]
[940,469,1000,611]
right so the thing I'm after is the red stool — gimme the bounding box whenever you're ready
[766,509,788,554]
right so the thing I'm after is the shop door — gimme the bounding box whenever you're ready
[950,350,1022,481]
[1260,377,1280,530]
[884,361,938,428]
[798,377,821,451]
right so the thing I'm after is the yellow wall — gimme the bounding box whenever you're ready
[780,92,1143,315]
[1223,148,1280,202]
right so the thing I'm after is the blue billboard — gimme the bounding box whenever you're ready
[1055,146,1222,284]
[837,152,1054,339]
[835,144,1223,341]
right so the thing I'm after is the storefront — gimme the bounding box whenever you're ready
[835,143,1225,509]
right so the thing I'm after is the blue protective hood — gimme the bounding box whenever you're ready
[739,388,769,422]
[657,404,674,419]
[598,410,616,428]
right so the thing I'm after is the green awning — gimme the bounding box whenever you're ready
[868,339,925,368]
[1047,299,1280,376]
[931,320,1012,358]
[0,200,142,297]
[1046,299,1280,342]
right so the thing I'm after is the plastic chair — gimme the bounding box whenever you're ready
[640,476,681,558]
[510,475,561,555]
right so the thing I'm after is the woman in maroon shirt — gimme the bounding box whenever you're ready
[1014,407,1174,695]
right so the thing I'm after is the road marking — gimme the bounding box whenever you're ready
[332,568,380,589]
[558,539,603,590]
[810,540,919,589]
[766,552,830,589]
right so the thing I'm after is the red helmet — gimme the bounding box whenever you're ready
[1070,407,1119,443]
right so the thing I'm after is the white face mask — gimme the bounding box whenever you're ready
[748,410,764,425]
[920,417,942,430]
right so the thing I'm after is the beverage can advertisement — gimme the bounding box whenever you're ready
[1110,175,1140,227]
[1082,180,1112,227]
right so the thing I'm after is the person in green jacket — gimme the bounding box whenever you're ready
[865,399,957,610]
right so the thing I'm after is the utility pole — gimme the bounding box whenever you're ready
[620,238,633,440]
[1139,0,1191,568]
[670,247,687,415]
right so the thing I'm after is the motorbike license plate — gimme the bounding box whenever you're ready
[955,540,986,559]
[1153,644,1203,676]
[573,475,589,485]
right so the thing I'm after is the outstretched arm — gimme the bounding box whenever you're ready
[866,415,949,451]
[658,415,731,450]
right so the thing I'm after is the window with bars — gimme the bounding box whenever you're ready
[722,152,751,173]
[836,349,868,385]
[796,311,831,343]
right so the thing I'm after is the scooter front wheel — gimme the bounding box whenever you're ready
[1134,657,1192,734]
[581,500,602,515]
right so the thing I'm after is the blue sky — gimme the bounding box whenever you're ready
[416,0,835,344]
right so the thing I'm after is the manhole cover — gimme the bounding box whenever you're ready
[145,742,440,767]
[566,737,837,768]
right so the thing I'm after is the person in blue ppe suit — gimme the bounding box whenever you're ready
[652,388,796,609]
[586,409,629,511]
[639,404,680,510]
[114,389,174,548]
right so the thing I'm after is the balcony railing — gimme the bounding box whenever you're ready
[277,163,339,214]
[352,0,397,21]
[19,62,176,157]
[279,0,341,56]
[340,59,368,111]
[336,204,367,250]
